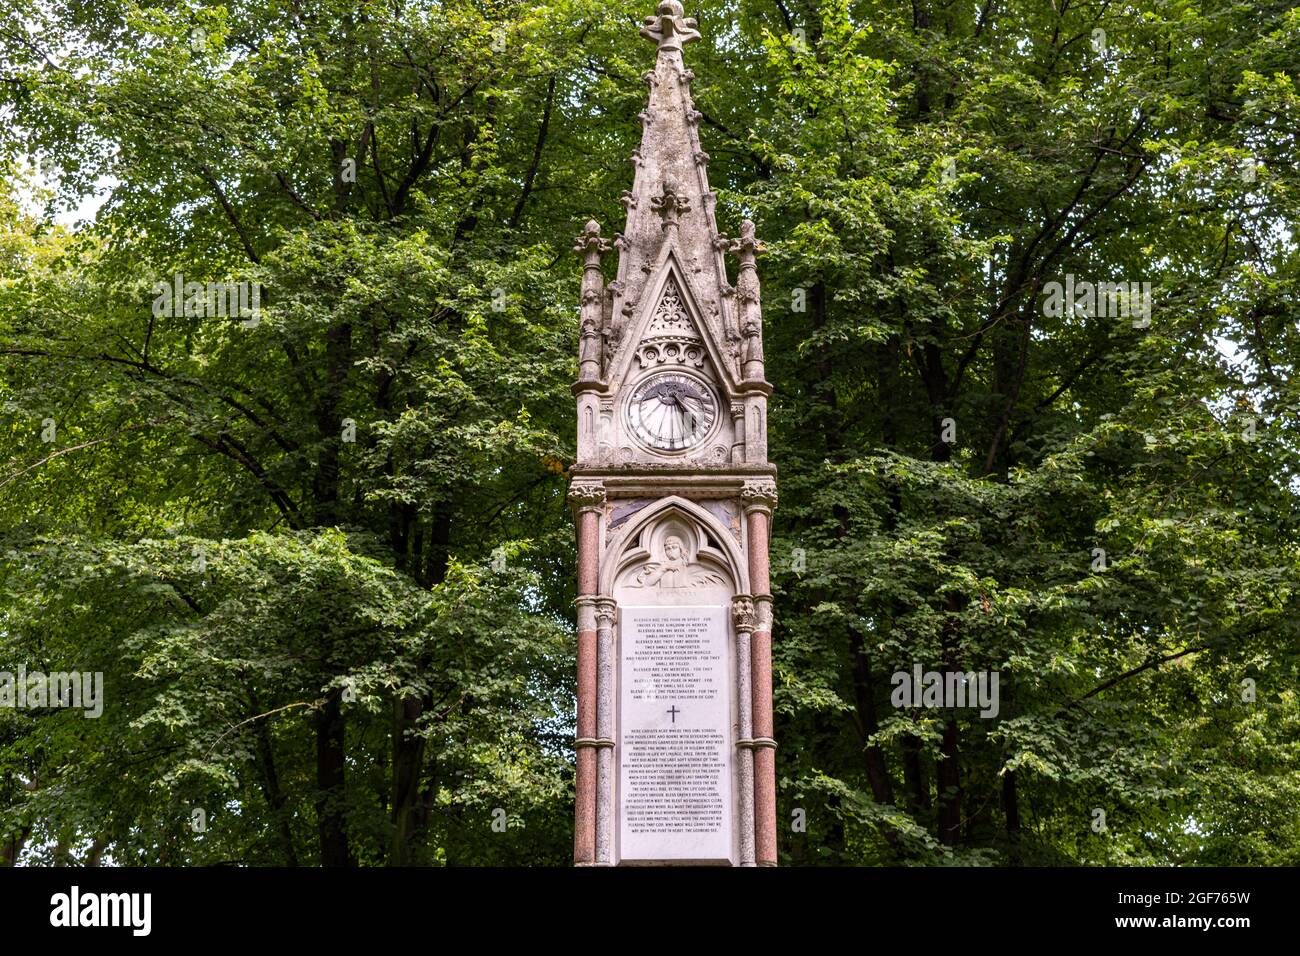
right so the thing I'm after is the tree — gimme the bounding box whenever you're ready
[0,0,1296,866]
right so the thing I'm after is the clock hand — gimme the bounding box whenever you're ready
[650,401,670,435]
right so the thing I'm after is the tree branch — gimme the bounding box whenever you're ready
[509,74,556,229]
[0,417,173,492]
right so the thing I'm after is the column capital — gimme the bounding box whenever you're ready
[568,479,606,513]
[740,478,777,514]
[731,594,757,633]
[753,594,773,633]
[594,596,618,629]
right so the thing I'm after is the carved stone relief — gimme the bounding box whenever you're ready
[613,513,733,606]
[626,533,726,590]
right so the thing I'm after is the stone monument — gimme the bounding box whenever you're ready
[569,0,777,867]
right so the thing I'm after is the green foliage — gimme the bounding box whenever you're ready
[0,0,1296,866]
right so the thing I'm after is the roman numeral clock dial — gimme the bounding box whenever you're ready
[626,371,719,453]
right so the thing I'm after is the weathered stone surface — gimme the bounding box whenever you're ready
[571,1,776,868]
[572,2,771,470]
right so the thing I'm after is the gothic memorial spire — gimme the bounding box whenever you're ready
[569,1,777,869]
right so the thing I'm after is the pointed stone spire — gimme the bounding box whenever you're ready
[602,0,740,381]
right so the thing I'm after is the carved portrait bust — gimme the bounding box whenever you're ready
[626,531,726,592]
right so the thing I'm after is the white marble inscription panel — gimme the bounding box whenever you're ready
[617,604,732,863]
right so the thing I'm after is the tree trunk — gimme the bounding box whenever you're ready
[850,633,895,807]
[936,717,961,846]
[311,319,352,528]
[86,835,107,867]
[1003,769,1023,864]
[901,733,931,817]
[314,689,352,866]
[388,693,429,865]
[249,685,299,866]
[0,826,30,867]
[388,504,453,863]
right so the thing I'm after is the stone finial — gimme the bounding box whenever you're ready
[640,1,701,53]
[575,221,610,383]
[649,176,692,230]
[574,219,611,259]
[731,222,762,300]
[728,220,766,380]
[730,219,764,258]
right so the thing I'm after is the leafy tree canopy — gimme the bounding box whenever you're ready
[0,0,1296,866]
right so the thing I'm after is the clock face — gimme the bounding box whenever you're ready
[626,372,719,453]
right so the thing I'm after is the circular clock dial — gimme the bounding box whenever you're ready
[626,372,719,452]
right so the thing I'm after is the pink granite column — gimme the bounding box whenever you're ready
[742,479,778,867]
[570,481,605,865]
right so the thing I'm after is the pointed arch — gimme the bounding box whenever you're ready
[602,494,749,595]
